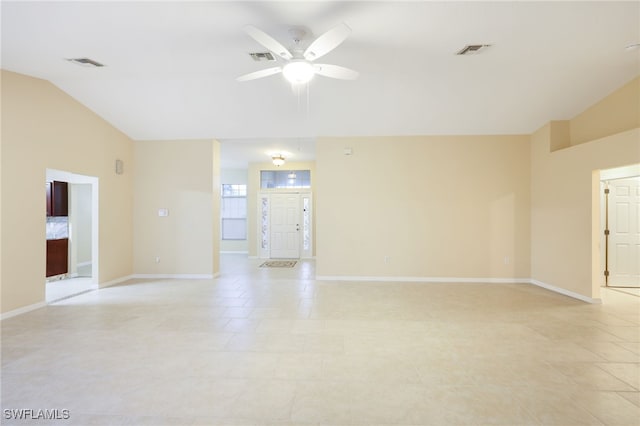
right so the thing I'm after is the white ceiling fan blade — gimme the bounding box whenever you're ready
[236,67,282,82]
[313,64,359,80]
[244,25,293,60]
[304,23,352,61]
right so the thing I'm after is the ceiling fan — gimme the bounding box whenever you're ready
[237,23,359,84]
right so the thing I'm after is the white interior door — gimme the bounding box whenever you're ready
[608,178,640,287]
[270,194,300,259]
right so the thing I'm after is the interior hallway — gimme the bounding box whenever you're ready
[1,254,639,425]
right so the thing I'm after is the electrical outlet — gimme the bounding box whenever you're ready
[384,256,390,264]
[155,257,160,263]
[504,256,510,265]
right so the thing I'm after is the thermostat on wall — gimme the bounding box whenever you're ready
[158,208,169,217]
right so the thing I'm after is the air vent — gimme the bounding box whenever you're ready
[456,44,491,55]
[249,52,276,62]
[66,58,105,67]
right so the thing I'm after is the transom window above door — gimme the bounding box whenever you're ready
[260,170,311,189]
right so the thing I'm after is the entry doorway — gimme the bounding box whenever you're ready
[258,191,313,259]
[45,169,99,302]
[599,164,640,289]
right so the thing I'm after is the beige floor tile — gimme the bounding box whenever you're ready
[597,325,640,342]
[347,382,425,424]
[225,333,306,352]
[222,307,254,319]
[223,318,261,332]
[273,353,324,380]
[405,385,538,425]
[617,391,640,407]
[578,391,640,425]
[596,362,640,390]
[512,386,604,425]
[302,334,344,353]
[226,380,297,421]
[255,319,295,334]
[322,353,421,384]
[616,341,640,355]
[577,341,640,363]
[3,255,640,426]
[290,381,352,424]
[551,362,638,391]
[195,352,280,379]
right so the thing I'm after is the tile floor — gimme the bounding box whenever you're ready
[46,277,96,304]
[2,254,639,425]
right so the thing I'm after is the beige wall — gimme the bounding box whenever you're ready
[247,161,316,257]
[531,74,640,299]
[570,76,640,146]
[315,135,531,279]
[531,127,639,298]
[1,70,133,314]
[133,139,218,276]
[531,77,640,298]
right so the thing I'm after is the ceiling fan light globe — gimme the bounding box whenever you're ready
[282,61,315,84]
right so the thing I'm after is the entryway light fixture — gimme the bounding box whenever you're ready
[272,155,285,166]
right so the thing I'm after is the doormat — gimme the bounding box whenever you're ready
[260,260,297,268]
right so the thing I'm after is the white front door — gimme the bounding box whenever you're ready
[270,193,300,259]
[608,178,640,287]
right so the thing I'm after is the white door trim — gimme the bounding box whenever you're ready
[46,169,99,288]
[606,177,640,287]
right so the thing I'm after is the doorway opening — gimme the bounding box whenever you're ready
[258,191,313,259]
[596,164,640,295]
[45,169,99,303]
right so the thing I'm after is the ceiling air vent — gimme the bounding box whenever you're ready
[249,52,276,62]
[456,44,491,55]
[66,57,105,67]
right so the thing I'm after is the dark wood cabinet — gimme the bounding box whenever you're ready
[46,238,68,277]
[46,181,68,217]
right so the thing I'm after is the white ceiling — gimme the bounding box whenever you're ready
[2,1,639,168]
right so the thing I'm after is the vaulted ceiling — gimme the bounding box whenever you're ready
[2,1,639,167]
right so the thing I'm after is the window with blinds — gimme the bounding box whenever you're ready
[221,184,247,240]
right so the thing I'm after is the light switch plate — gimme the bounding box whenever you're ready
[158,208,169,217]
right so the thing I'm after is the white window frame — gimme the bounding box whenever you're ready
[221,184,247,241]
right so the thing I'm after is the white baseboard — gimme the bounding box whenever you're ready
[1,302,47,321]
[315,275,599,304]
[530,279,601,304]
[99,274,135,288]
[315,275,531,284]
[220,251,249,254]
[130,274,214,279]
